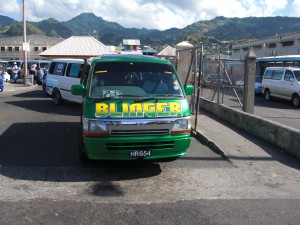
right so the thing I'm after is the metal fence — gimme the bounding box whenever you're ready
[200,57,245,109]
[171,47,246,132]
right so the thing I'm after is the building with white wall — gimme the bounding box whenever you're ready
[231,32,300,59]
[0,35,64,60]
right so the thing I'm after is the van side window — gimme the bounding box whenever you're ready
[294,71,300,81]
[49,62,67,76]
[264,70,273,79]
[272,70,283,80]
[66,63,82,78]
[284,70,294,81]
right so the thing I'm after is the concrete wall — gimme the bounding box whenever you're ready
[199,97,300,159]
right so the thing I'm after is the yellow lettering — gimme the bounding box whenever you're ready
[157,103,169,117]
[143,103,156,118]
[129,103,143,117]
[169,102,182,116]
[122,103,129,117]
[96,103,109,117]
[109,103,122,117]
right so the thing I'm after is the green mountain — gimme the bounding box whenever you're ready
[0,15,15,26]
[1,13,300,49]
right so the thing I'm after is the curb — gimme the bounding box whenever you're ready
[191,129,230,162]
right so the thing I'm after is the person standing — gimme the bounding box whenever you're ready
[12,62,19,83]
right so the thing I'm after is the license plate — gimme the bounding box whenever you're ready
[129,150,151,157]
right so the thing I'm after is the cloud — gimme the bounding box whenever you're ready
[0,0,294,30]
[290,0,300,16]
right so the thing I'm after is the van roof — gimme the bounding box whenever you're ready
[266,67,300,70]
[50,58,84,63]
[27,60,50,63]
[92,54,170,64]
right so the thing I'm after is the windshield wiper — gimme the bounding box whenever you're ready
[154,94,184,98]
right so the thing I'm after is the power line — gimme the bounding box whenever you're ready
[31,0,38,21]
[44,0,74,20]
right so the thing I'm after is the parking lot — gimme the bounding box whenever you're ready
[0,86,300,224]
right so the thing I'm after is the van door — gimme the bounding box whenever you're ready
[270,69,284,96]
[281,70,295,98]
[46,62,67,96]
[61,63,83,103]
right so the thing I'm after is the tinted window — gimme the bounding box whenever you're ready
[284,70,294,81]
[40,62,49,69]
[49,62,67,76]
[272,70,283,80]
[255,76,262,83]
[264,70,273,79]
[293,71,300,81]
[66,63,82,78]
[90,62,183,98]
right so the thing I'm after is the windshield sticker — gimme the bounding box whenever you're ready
[95,70,108,74]
[95,102,182,118]
[103,90,122,98]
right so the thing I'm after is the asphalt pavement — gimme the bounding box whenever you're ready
[2,79,297,166]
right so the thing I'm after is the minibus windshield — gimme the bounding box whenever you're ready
[89,62,184,99]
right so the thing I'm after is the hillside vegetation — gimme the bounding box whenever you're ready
[1,13,300,52]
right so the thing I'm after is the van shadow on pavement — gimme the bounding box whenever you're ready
[6,99,81,116]
[0,122,162,182]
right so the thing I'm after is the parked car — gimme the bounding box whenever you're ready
[42,72,50,96]
[204,74,232,87]
[255,76,263,94]
[46,58,84,104]
[19,60,50,85]
[2,71,10,82]
[5,60,23,75]
[204,74,225,85]
[71,54,194,162]
[235,76,263,94]
[262,67,300,107]
[0,65,4,74]
[0,74,3,92]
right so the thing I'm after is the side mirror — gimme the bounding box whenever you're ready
[185,85,194,96]
[290,77,294,82]
[71,84,84,96]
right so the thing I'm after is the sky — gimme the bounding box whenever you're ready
[0,0,299,30]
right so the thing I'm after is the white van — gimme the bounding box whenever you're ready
[46,58,84,104]
[262,67,300,107]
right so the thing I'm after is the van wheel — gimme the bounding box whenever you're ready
[292,94,300,108]
[264,89,271,101]
[78,130,90,164]
[52,89,63,105]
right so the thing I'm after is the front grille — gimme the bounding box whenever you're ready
[106,140,175,151]
[111,129,169,136]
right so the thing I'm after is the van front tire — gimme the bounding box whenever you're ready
[292,94,300,108]
[264,89,271,101]
[52,89,63,105]
[78,130,90,164]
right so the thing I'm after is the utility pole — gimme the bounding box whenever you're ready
[23,0,28,86]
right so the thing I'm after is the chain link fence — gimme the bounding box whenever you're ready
[200,58,245,109]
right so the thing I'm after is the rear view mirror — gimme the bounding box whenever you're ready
[185,85,194,96]
[71,84,84,96]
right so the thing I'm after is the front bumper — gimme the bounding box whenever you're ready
[83,134,191,160]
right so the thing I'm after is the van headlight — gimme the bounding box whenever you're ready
[171,118,191,135]
[83,118,109,137]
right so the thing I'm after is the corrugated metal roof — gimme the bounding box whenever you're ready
[142,48,158,53]
[40,36,115,56]
[157,45,176,56]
